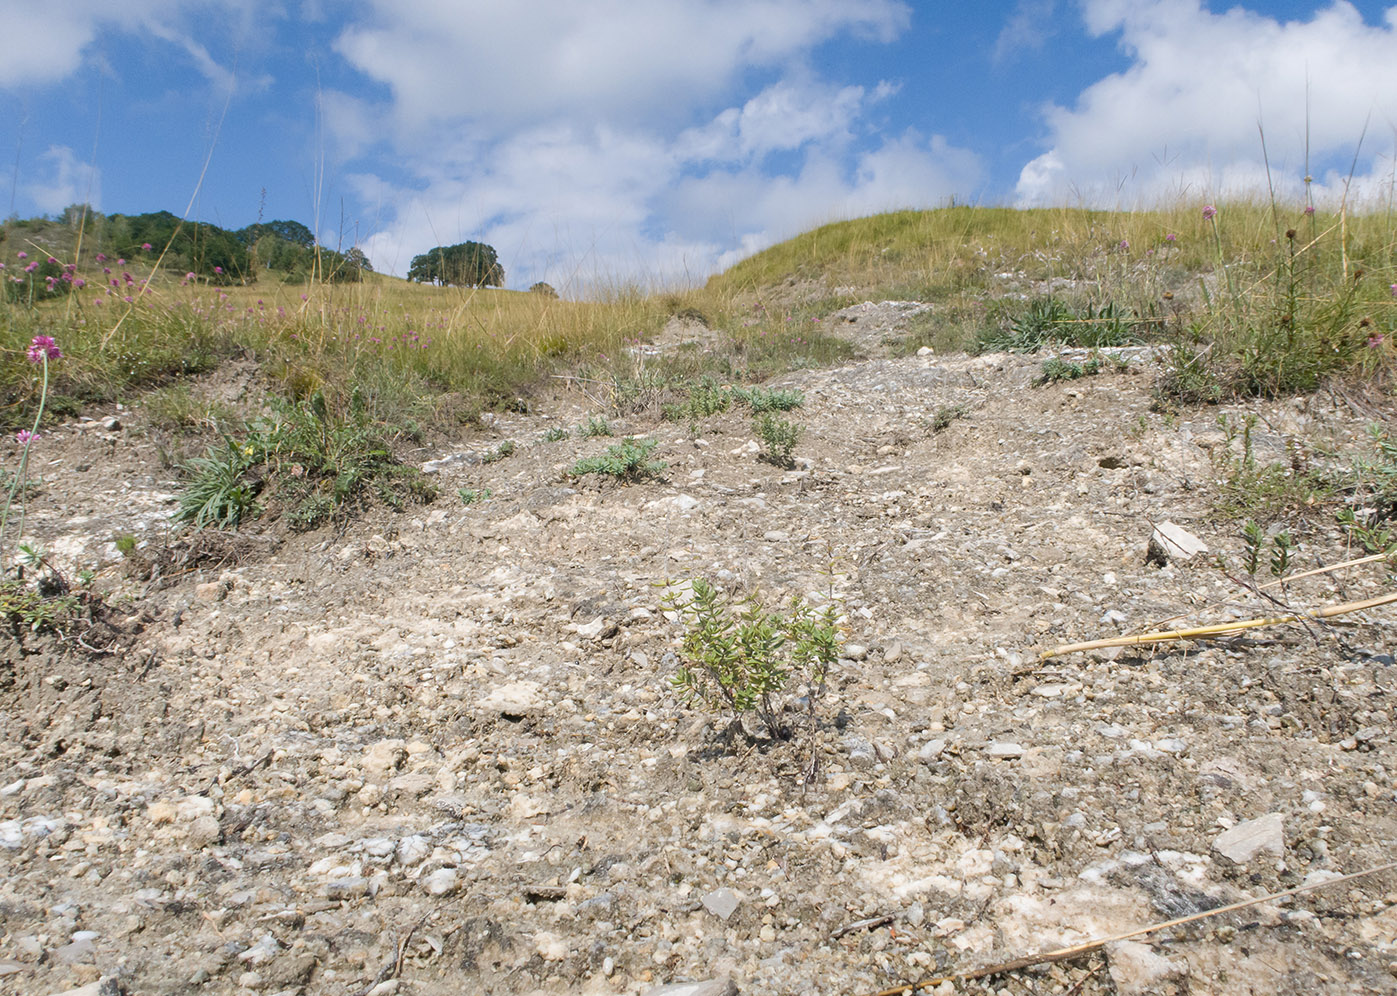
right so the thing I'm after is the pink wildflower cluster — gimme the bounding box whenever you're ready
[15,430,38,445]
[27,335,62,364]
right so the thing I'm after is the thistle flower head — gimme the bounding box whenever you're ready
[27,335,62,364]
[1202,205,1217,220]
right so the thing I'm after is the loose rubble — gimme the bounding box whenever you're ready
[1,327,1394,996]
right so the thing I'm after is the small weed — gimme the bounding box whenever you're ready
[755,412,802,467]
[663,575,841,778]
[540,427,569,443]
[176,439,263,529]
[114,534,138,557]
[663,377,733,423]
[569,438,666,481]
[1038,356,1102,384]
[735,386,804,412]
[1213,413,1331,522]
[929,403,971,433]
[482,440,516,464]
[0,577,76,633]
[1239,519,1295,577]
[176,391,434,532]
[581,415,613,437]
[458,487,491,506]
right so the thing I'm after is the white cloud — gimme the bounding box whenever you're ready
[0,0,277,92]
[994,0,1057,63]
[1016,1,1397,207]
[23,146,101,215]
[676,79,872,162]
[330,1,984,288]
[333,0,910,134]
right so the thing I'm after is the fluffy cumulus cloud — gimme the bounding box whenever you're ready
[1016,1,1397,207]
[0,0,274,91]
[332,1,981,287]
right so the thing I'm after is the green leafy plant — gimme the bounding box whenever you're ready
[1038,355,1102,384]
[568,438,666,481]
[929,403,971,432]
[754,412,802,467]
[1213,413,1331,521]
[176,438,263,529]
[482,440,516,463]
[581,415,613,437]
[458,487,491,505]
[176,391,434,532]
[664,576,841,765]
[662,377,733,423]
[540,427,569,443]
[735,386,804,412]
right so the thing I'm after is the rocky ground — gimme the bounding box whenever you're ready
[1,304,1395,996]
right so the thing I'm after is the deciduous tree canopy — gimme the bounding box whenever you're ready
[408,242,504,287]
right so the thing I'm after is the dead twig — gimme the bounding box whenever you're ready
[1040,591,1397,661]
[831,913,897,940]
[858,859,1397,996]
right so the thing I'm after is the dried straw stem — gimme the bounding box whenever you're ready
[1039,591,1397,661]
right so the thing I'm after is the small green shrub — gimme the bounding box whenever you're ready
[755,412,802,466]
[664,577,840,744]
[1038,356,1102,384]
[735,386,804,412]
[482,440,516,463]
[930,403,970,432]
[176,439,263,529]
[568,438,666,481]
[176,391,434,532]
[663,377,732,423]
[581,415,613,437]
[458,487,491,505]
[1212,413,1331,522]
[540,427,569,443]
[114,534,138,557]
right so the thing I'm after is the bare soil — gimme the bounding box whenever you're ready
[1,308,1395,996]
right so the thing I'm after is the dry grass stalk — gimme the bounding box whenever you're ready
[1040,591,1397,661]
[861,860,1397,996]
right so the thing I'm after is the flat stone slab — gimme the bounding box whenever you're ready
[1213,812,1284,863]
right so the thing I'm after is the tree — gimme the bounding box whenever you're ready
[530,281,559,298]
[408,241,504,287]
[237,220,315,249]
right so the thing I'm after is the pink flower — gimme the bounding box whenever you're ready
[1369,333,1385,348]
[1202,205,1217,220]
[47,257,58,265]
[15,430,38,445]
[24,262,37,273]
[1304,205,1316,216]
[16,252,27,260]
[117,258,125,265]
[1118,239,1129,250]
[214,266,223,274]
[27,335,62,363]
[95,253,106,262]
[1164,233,1177,242]
[141,243,152,251]
[1390,284,1397,297]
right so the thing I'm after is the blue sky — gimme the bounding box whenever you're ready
[4,1,1397,290]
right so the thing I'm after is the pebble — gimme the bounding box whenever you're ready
[701,888,742,921]
[643,979,737,996]
[1213,812,1285,864]
[422,868,460,896]
[918,739,946,763]
[985,742,1025,759]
